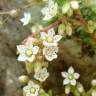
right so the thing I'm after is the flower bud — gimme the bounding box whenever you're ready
[62,3,70,14]
[9,9,18,17]
[77,83,84,93]
[91,80,96,86]
[66,23,72,36]
[92,90,96,96]
[58,24,65,36]
[65,85,71,94]
[18,75,29,84]
[71,1,79,10]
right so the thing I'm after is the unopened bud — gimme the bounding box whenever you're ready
[92,90,96,96]
[91,80,96,86]
[66,23,72,36]
[65,85,71,94]
[18,75,29,84]
[58,24,65,35]
[77,83,84,93]
[9,9,18,17]
[71,1,79,10]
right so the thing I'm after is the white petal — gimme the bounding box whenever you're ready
[23,86,30,93]
[74,73,80,79]
[17,45,26,53]
[45,55,53,61]
[27,55,35,62]
[61,72,68,78]
[50,42,58,46]
[68,66,74,74]
[48,28,55,36]
[27,43,33,49]
[40,32,47,40]
[43,15,53,20]
[53,35,62,42]
[41,7,49,15]
[63,79,70,85]
[33,46,39,54]
[18,54,27,61]
[52,53,58,59]
[70,80,76,86]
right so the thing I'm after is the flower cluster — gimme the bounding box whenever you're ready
[16,0,83,96]
[41,0,79,21]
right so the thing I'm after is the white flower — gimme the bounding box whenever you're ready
[20,12,31,26]
[23,81,40,96]
[34,67,49,82]
[41,0,58,20]
[61,66,80,86]
[40,28,62,46]
[70,1,79,10]
[43,46,58,61]
[17,43,39,62]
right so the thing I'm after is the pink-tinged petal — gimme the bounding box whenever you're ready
[70,80,76,86]
[61,72,68,78]
[17,54,27,61]
[53,35,62,42]
[68,66,74,74]
[63,79,70,85]
[74,73,80,79]
[33,46,39,54]
[27,55,35,62]
[43,41,50,46]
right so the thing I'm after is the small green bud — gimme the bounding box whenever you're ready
[62,2,70,14]
[18,75,29,84]
[25,62,34,74]
[88,20,96,34]
[66,23,73,36]
[58,24,66,35]
[67,8,73,17]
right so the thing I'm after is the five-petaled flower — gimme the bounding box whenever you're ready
[40,28,62,46]
[41,0,58,20]
[23,81,40,96]
[34,67,49,82]
[17,43,39,62]
[61,66,80,86]
[43,46,58,61]
[20,12,31,26]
